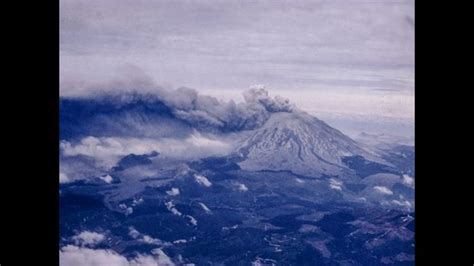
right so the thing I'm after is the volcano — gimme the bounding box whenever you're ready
[234,111,385,177]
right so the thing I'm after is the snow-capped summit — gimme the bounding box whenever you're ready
[234,111,382,177]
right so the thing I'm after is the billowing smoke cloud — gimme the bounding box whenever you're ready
[61,65,296,134]
[167,87,294,132]
[243,87,293,113]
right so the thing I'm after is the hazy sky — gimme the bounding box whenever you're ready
[60,0,414,137]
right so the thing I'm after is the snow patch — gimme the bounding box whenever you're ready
[374,186,393,195]
[237,183,248,192]
[132,198,144,206]
[194,174,212,187]
[166,188,180,196]
[295,178,305,184]
[329,178,343,191]
[402,174,414,187]
[198,202,212,213]
[252,256,277,266]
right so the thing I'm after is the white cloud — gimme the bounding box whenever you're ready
[100,174,113,184]
[72,231,105,247]
[128,227,141,239]
[295,178,305,184]
[402,174,414,187]
[60,245,129,266]
[194,174,212,187]
[132,198,144,206]
[166,188,180,196]
[235,182,248,192]
[392,199,412,208]
[59,245,175,266]
[141,235,159,245]
[60,133,233,168]
[119,204,133,215]
[148,248,175,266]
[165,201,182,216]
[128,227,170,246]
[374,186,394,195]
[186,215,198,226]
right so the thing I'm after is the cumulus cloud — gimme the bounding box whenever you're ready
[165,201,183,216]
[119,204,134,216]
[72,231,105,247]
[128,227,141,239]
[60,132,233,167]
[60,245,129,266]
[128,227,170,246]
[59,245,175,266]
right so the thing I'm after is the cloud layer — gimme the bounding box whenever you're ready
[72,231,105,247]
[60,132,234,168]
[61,0,414,94]
[60,245,176,266]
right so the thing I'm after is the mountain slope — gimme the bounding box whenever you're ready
[234,111,385,177]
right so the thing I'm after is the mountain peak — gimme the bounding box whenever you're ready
[234,111,380,177]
